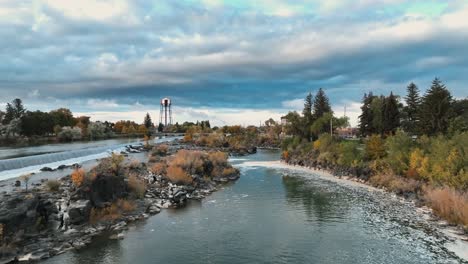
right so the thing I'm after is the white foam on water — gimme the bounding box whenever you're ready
[0,151,114,181]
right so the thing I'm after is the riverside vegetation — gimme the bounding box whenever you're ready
[0,140,240,262]
[281,78,468,230]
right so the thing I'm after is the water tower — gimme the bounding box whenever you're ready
[160,97,173,126]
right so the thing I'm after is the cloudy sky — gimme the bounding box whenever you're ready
[1,0,468,126]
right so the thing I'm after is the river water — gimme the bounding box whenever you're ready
[0,137,176,182]
[44,150,467,264]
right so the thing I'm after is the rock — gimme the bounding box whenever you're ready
[109,232,125,240]
[40,167,54,172]
[146,204,161,215]
[112,221,127,231]
[14,180,21,187]
[89,174,128,207]
[57,165,68,170]
[68,200,91,225]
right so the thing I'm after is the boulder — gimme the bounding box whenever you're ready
[40,167,54,172]
[68,200,91,225]
[89,175,128,207]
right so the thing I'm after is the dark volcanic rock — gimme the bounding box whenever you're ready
[89,175,128,207]
[68,200,91,225]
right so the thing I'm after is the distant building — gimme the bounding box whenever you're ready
[280,116,290,126]
[336,127,358,138]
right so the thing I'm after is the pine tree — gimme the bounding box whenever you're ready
[12,98,25,118]
[303,92,313,123]
[144,113,153,129]
[383,92,400,135]
[358,92,375,137]
[313,88,332,119]
[3,103,14,125]
[302,92,313,140]
[403,83,421,135]
[420,78,453,135]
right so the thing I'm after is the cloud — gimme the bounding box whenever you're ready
[0,0,467,126]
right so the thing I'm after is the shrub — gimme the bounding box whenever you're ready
[171,150,204,175]
[365,135,386,160]
[151,162,167,175]
[207,152,228,167]
[93,154,125,176]
[166,165,193,185]
[89,199,136,224]
[222,167,238,177]
[19,173,33,191]
[369,173,420,194]
[128,175,146,198]
[152,144,169,156]
[46,180,61,192]
[71,168,85,187]
[424,187,468,226]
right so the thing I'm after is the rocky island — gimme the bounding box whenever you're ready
[0,139,250,263]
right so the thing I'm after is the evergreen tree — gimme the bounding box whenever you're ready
[3,103,14,124]
[358,92,375,137]
[302,92,313,124]
[370,96,384,135]
[403,82,421,135]
[158,123,164,132]
[144,113,153,129]
[313,88,332,119]
[3,98,25,124]
[302,92,314,140]
[12,98,25,117]
[382,92,400,135]
[420,78,453,135]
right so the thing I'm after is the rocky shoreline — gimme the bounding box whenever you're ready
[283,157,468,238]
[0,141,245,263]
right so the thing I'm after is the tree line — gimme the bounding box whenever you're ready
[359,78,467,137]
[0,99,159,142]
[283,88,349,141]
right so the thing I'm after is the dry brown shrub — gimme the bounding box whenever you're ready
[152,144,169,156]
[128,175,146,198]
[71,168,85,187]
[171,150,204,175]
[89,199,136,224]
[46,180,61,192]
[424,187,468,226]
[208,152,228,166]
[166,165,193,185]
[369,173,419,194]
[222,167,237,177]
[151,162,167,175]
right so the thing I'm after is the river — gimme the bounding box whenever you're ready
[44,150,467,264]
[0,137,176,182]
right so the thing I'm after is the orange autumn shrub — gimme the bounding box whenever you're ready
[128,174,146,198]
[151,162,167,175]
[89,199,136,224]
[71,168,85,187]
[166,165,193,185]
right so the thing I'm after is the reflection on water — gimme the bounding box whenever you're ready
[282,175,349,224]
[44,150,465,264]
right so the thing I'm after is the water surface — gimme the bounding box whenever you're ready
[45,150,466,264]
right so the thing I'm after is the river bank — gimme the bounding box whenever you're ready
[276,159,468,260]
[0,140,243,263]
